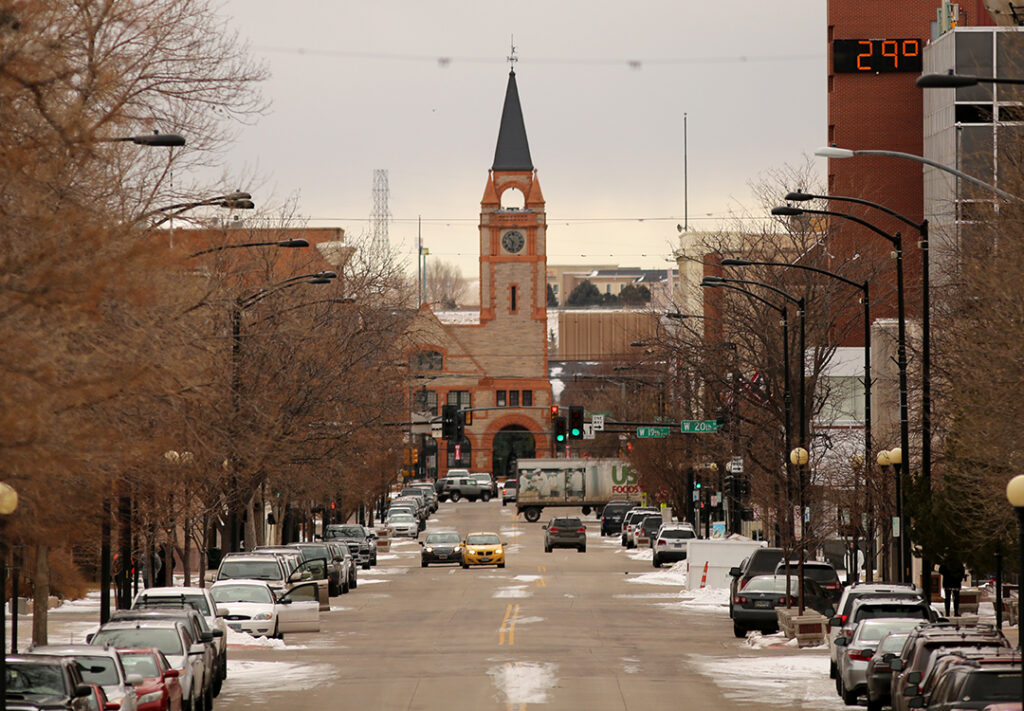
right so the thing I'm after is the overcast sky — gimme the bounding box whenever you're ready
[215,0,826,279]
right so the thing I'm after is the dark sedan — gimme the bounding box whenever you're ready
[732,574,834,638]
[420,531,463,567]
[865,631,911,711]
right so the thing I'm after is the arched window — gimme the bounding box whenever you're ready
[410,350,443,371]
[500,187,525,209]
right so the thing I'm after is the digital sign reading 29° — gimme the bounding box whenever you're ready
[833,38,922,73]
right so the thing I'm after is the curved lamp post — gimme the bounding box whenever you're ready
[0,481,18,711]
[1005,473,1024,707]
[149,192,255,228]
[189,237,308,258]
[701,278,791,545]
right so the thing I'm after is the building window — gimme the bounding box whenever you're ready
[496,390,507,407]
[522,390,533,406]
[412,388,438,415]
[410,350,443,371]
[509,390,520,407]
[510,285,517,313]
[447,391,471,409]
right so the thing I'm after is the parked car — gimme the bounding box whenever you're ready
[324,524,377,567]
[107,608,218,703]
[889,623,1011,711]
[117,648,184,711]
[82,683,115,711]
[420,530,463,567]
[88,620,205,711]
[731,574,834,637]
[728,547,785,619]
[621,508,660,548]
[209,579,320,639]
[4,654,94,711]
[404,483,438,512]
[28,645,143,711]
[834,618,923,706]
[911,654,1020,711]
[634,515,665,548]
[501,479,517,507]
[543,517,586,552]
[214,553,289,594]
[913,649,1021,710]
[437,475,492,502]
[325,541,357,592]
[599,500,635,537]
[828,581,926,678]
[461,532,506,568]
[866,631,913,711]
[131,587,228,694]
[773,560,843,603]
[652,523,697,567]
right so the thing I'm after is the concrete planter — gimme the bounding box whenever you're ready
[776,607,827,647]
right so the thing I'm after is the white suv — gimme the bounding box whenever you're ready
[652,523,697,568]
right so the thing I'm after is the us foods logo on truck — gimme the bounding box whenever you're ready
[611,464,640,495]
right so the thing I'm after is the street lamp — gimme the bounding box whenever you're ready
[101,132,186,147]
[149,192,255,228]
[790,446,810,614]
[917,69,1024,89]
[189,238,309,258]
[0,481,18,711]
[701,278,791,545]
[1005,474,1024,708]
[774,204,911,583]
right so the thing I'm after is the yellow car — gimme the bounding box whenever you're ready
[461,532,506,568]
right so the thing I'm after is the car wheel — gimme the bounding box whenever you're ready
[829,660,837,679]
[502,499,506,507]
[626,541,635,549]
[421,560,428,567]
[450,491,462,502]
[213,670,222,697]
[481,492,491,502]
[350,575,357,590]
[653,556,662,568]
[578,546,586,553]
[498,561,505,568]
[341,578,349,594]
[182,695,192,711]
[841,681,858,706]
[834,675,842,695]
[544,545,551,552]
[461,562,469,569]
[328,581,339,597]
[204,682,214,710]
[733,622,746,638]
[362,561,370,570]
[866,696,882,711]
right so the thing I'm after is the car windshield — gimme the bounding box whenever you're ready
[325,526,364,539]
[118,653,160,678]
[855,604,929,621]
[660,529,696,539]
[92,629,183,656]
[141,593,211,616]
[878,633,910,654]
[389,515,415,522]
[74,656,120,686]
[782,565,838,583]
[211,584,274,604]
[467,534,500,545]
[6,663,67,695]
[426,533,461,545]
[551,519,580,527]
[296,545,329,560]
[218,560,281,581]
[855,619,922,642]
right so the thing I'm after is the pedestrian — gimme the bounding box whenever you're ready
[939,558,966,617]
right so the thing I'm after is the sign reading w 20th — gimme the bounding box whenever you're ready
[680,420,719,433]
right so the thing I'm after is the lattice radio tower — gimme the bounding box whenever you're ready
[370,169,391,254]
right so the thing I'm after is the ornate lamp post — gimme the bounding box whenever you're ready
[0,481,19,711]
[1004,473,1024,708]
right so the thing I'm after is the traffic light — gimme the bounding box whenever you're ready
[441,404,458,440]
[554,416,567,443]
[455,410,466,441]
[550,405,560,421]
[568,406,584,439]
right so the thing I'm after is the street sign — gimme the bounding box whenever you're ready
[728,456,744,474]
[582,423,596,440]
[680,420,719,434]
[592,414,605,431]
[637,426,670,438]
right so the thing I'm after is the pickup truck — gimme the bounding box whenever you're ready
[436,475,492,502]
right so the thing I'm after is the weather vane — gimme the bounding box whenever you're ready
[507,36,518,69]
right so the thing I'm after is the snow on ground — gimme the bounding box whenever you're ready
[360,567,407,576]
[744,631,800,650]
[488,661,558,706]
[512,575,542,583]
[498,528,522,538]
[626,560,687,586]
[374,553,400,562]
[513,616,545,625]
[225,628,287,650]
[627,548,653,561]
[219,660,335,697]
[660,586,730,613]
[694,654,844,709]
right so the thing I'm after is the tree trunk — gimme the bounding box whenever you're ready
[31,545,49,646]
[182,515,191,587]
[244,492,258,552]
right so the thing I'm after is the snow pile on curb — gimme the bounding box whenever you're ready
[626,560,687,586]
[225,628,286,649]
[695,654,842,709]
[744,631,799,649]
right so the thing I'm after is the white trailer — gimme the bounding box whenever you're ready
[684,539,767,590]
[514,458,641,522]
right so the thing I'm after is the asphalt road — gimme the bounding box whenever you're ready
[212,499,844,711]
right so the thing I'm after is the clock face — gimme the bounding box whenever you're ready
[501,230,525,254]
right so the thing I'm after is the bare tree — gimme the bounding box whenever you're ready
[425,259,468,309]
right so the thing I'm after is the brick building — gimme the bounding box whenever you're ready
[404,70,553,479]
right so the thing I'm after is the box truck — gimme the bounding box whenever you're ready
[514,458,642,522]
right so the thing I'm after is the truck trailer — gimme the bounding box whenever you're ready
[514,458,642,522]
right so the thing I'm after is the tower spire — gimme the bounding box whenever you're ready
[491,65,533,171]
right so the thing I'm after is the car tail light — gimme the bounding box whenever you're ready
[548,527,559,533]
[777,596,797,605]
[734,596,747,604]
[825,582,841,591]
[657,539,666,546]
[839,614,848,625]
[576,527,586,533]
[739,578,750,590]
[848,649,874,662]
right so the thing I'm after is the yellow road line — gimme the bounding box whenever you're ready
[534,577,546,587]
[498,603,520,645]
[537,564,546,572]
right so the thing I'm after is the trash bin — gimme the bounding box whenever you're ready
[206,547,222,569]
